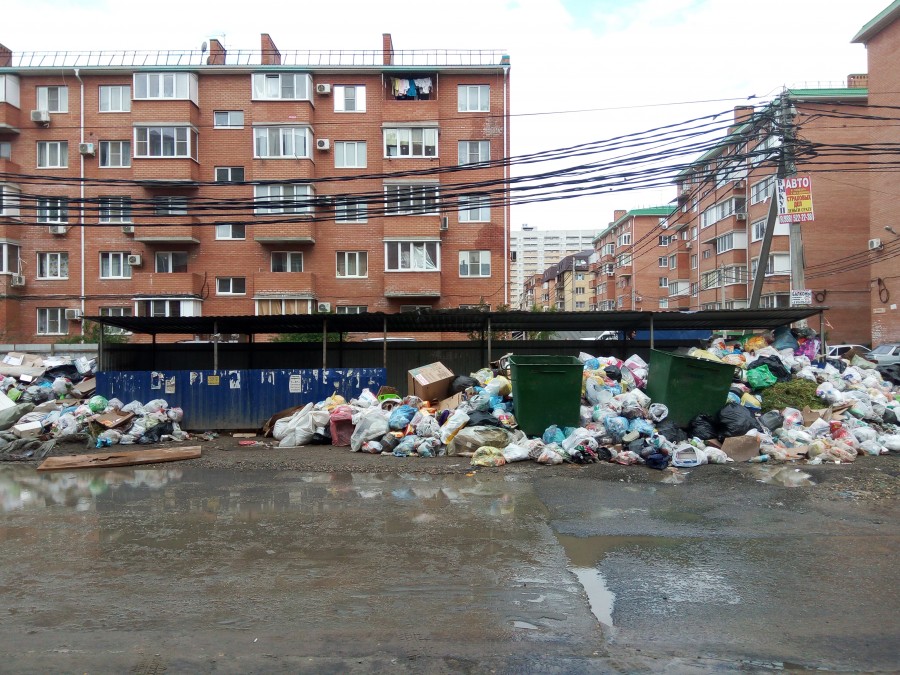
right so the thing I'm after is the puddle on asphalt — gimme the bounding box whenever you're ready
[749,465,815,487]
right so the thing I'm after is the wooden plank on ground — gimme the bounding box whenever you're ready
[37,446,202,471]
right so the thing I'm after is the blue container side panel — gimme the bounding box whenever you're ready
[95,368,386,431]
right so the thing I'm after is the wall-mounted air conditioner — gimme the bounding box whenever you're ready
[735,212,747,221]
[868,238,883,250]
[10,274,25,287]
[317,302,332,313]
[79,143,96,156]
[64,308,83,321]
[122,225,135,234]
[316,83,332,95]
[30,109,50,123]
[316,138,330,151]
[49,225,67,235]
[126,254,142,266]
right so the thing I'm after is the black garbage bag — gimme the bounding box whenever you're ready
[656,419,688,443]
[466,411,503,428]
[760,410,785,431]
[688,414,717,441]
[451,375,479,394]
[877,364,900,386]
[310,424,332,445]
[604,365,622,382]
[645,452,670,470]
[883,407,899,426]
[748,355,792,382]
[139,421,174,444]
[716,402,763,438]
[43,363,85,384]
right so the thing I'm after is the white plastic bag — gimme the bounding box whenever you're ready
[502,443,531,462]
[439,410,470,444]
[349,411,391,452]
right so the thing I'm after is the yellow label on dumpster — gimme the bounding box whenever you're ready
[207,375,220,386]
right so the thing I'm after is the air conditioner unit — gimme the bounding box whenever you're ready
[684,241,692,249]
[64,308,82,321]
[735,212,747,221]
[440,216,449,231]
[316,83,332,95]
[316,138,330,151]
[868,238,883,250]
[10,274,25,287]
[30,109,50,123]
[127,254,142,266]
[317,302,332,313]
[734,180,746,189]
[49,225,67,235]
[122,225,135,234]
[79,142,96,156]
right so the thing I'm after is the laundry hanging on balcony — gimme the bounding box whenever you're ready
[392,77,433,99]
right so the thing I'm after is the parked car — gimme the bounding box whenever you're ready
[826,344,871,359]
[866,343,900,365]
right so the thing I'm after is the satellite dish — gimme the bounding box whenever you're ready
[201,41,208,54]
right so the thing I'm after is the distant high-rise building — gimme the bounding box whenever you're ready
[511,225,599,308]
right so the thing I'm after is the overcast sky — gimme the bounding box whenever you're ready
[3,0,888,234]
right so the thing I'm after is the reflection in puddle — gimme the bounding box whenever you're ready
[749,466,815,487]
[570,566,615,627]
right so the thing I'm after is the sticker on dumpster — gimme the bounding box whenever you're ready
[289,374,303,393]
[777,175,814,224]
[790,290,812,306]
[165,377,176,394]
[207,375,220,386]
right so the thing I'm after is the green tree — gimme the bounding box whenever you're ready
[55,320,129,345]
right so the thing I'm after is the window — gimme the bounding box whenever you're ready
[1,243,21,273]
[659,298,669,309]
[99,307,133,335]
[336,305,367,314]
[217,277,246,295]
[458,84,489,112]
[133,73,197,101]
[99,197,132,223]
[254,126,311,158]
[99,85,130,112]
[459,195,490,222]
[271,252,303,273]
[214,166,245,183]
[716,233,734,254]
[386,241,439,272]
[400,304,432,313]
[0,74,21,107]
[384,184,439,215]
[703,249,712,259]
[36,198,68,223]
[334,141,367,169]
[384,127,438,158]
[0,185,19,217]
[155,251,188,273]
[336,251,368,278]
[752,253,790,277]
[134,127,197,159]
[37,141,68,168]
[257,298,308,316]
[751,175,776,205]
[334,85,366,112]
[36,86,67,113]
[216,223,245,240]
[760,293,790,309]
[575,301,586,309]
[458,140,490,165]
[658,277,668,288]
[459,250,490,277]
[99,141,131,168]
[575,286,586,295]
[616,253,631,268]
[0,142,9,159]
[135,298,201,317]
[251,73,311,100]
[37,308,67,335]
[213,111,244,129]
[700,197,747,228]
[153,196,188,216]
[658,256,668,268]
[691,254,698,269]
[335,197,367,223]
[659,235,672,246]
[617,232,632,247]
[37,252,68,279]
[669,254,677,269]
[100,252,132,279]
[752,218,766,242]
[254,184,313,214]
[602,243,615,256]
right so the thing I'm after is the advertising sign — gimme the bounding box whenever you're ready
[777,175,814,224]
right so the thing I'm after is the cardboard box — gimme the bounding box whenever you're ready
[801,406,833,426]
[436,393,463,412]
[72,377,97,397]
[721,435,761,462]
[91,408,135,429]
[407,362,454,402]
[12,421,44,439]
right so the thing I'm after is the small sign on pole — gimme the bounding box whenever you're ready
[777,175,815,224]
[790,289,812,306]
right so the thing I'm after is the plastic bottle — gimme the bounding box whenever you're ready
[748,454,769,463]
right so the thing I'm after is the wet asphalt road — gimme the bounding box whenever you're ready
[0,460,898,673]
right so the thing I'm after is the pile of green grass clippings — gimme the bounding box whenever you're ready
[759,379,824,413]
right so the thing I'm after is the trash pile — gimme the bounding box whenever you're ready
[270,331,900,470]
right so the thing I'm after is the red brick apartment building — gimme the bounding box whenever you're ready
[853,1,900,344]
[0,34,511,342]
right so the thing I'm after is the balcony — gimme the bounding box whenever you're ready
[132,158,200,183]
[253,221,316,244]
[383,272,441,298]
[134,217,200,243]
[0,103,21,132]
[668,280,690,297]
[253,271,316,296]
[133,271,205,296]
[383,218,442,239]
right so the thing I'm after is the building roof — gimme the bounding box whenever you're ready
[787,87,868,101]
[852,0,900,43]
[594,206,674,242]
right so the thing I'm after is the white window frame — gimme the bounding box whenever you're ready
[99,85,131,112]
[459,250,491,278]
[383,127,438,158]
[658,298,669,309]
[334,85,366,112]
[0,242,21,274]
[99,307,133,335]
[251,73,312,101]
[458,84,489,112]
[0,141,9,160]
[669,254,677,269]
[617,233,632,247]
[153,196,188,216]
[37,308,67,335]
[691,254,698,269]
[254,126,312,159]
[99,196,132,223]
[335,197,368,223]
[334,141,367,168]
[750,175,776,205]
[716,232,734,254]
[384,184,439,215]
[658,256,668,268]
[703,249,712,259]
[215,166,245,182]
[659,235,672,246]
[254,184,313,215]
[0,185,20,218]
[155,251,189,273]
[458,140,490,165]
[658,277,669,288]
[385,241,440,272]
[752,218,767,242]
[336,305,367,314]
[271,251,304,273]
[37,251,68,279]
[216,277,246,295]
[215,223,246,240]
[0,74,21,108]
[37,141,68,168]
[458,195,490,222]
[214,110,245,129]
[36,85,68,113]
[134,126,197,160]
[36,197,68,224]
[135,298,200,318]
[336,251,368,278]
[100,252,132,279]
[99,140,131,168]
[256,298,309,316]
[133,72,197,102]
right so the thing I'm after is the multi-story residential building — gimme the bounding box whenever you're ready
[591,207,674,312]
[550,250,594,311]
[511,225,599,309]
[0,33,511,342]
[662,89,871,345]
[853,2,900,344]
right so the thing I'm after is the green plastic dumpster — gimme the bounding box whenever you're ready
[645,349,735,427]
[509,355,584,438]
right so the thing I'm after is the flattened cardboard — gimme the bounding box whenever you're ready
[801,406,833,426]
[721,435,761,462]
[92,408,135,429]
[72,377,97,397]
[436,393,463,412]
[407,362,454,402]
